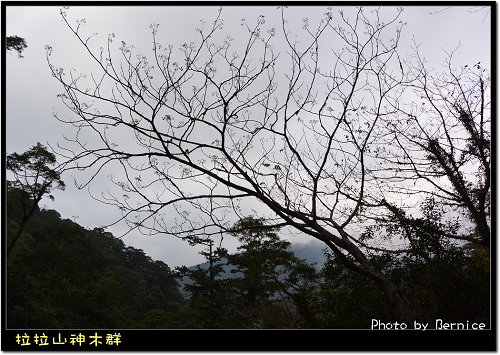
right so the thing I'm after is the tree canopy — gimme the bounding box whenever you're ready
[6,143,65,255]
[7,185,184,329]
[6,35,27,57]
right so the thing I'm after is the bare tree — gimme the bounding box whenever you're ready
[47,6,429,321]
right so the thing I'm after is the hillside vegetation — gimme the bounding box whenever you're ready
[7,187,489,329]
[7,188,185,329]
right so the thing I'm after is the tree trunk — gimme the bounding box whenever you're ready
[7,200,39,257]
[323,237,416,323]
[377,276,415,324]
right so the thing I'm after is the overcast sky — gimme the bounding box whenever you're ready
[5,4,491,267]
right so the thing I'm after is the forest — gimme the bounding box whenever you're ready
[6,175,489,329]
[5,6,491,333]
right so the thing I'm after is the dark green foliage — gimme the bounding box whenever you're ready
[7,143,65,255]
[6,35,27,57]
[291,191,490,328]
[179,217,319,329]
[295,252,390,328]
[7,187,185,329]
[225,217,317,328]
[295,246,490,329]
[228,218,293,305]
[177,215,488,329]
[176,243,233,328]
[7,143,65,195]
[398,246,489,325]
[7,181,489,329]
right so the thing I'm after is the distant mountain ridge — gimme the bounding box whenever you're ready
[289,240,328,268]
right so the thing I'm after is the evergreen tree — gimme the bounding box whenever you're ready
[226,217,316,328]
[176,239,232,328]
[6,143,65,255]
